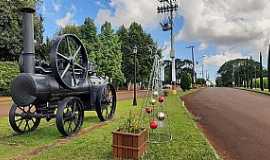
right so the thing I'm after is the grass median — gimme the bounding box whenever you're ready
[0,91,219,160]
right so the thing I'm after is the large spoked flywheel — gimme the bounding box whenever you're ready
[50,34,88,89]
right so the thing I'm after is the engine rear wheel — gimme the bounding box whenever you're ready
[56,97,84,136]
[96,84,116,121]
[9,104,41,134]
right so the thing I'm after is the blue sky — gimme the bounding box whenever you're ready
[37,0,270,82]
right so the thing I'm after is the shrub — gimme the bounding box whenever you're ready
[0,61,19,95]
[180,72,192,91]
[196,78,206,85]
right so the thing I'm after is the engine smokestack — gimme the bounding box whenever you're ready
[20,7,35,73]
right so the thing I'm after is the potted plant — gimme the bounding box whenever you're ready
[163,89,169,96]
[112,110,148,160]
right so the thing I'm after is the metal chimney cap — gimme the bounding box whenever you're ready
[20,7,36,13]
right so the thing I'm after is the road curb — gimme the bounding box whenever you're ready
[235,87,270,96]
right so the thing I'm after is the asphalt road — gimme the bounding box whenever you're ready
[182,88,270,160]
[0,90,147,118]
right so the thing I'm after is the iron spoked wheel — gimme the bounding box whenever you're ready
[96,84,116,121]
[50,34,88,90]
[56,97,84,137]
[9,104,41,134]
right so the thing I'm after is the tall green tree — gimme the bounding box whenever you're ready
[80,17,98,61]
[0,0,43,61]
[117,22,159,85]
[93,21,124,82]
[117,25,130,83]
[58,25,81,36]
[175,59,193,81]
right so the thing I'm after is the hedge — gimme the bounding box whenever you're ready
[0,61,19,95]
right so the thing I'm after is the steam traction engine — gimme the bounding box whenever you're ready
[9,8,116,136]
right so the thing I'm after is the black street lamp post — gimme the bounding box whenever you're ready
[133,45,138,106]
[128,45,156,106]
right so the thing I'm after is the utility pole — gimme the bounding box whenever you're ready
[249,56,253,89]
[260,52,264,91]
[232,65,235,87]
[268,44,270,91]
[244,60,247,88]
[133,45,137,106]
[202,61,204,79]
[157,0,178,89]
[254,65,257,89]
[186,45,195,84]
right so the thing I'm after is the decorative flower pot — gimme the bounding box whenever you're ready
[163,90,169,97]
[112,128,148,160]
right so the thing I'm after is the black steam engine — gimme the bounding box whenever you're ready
[9,8,116,136]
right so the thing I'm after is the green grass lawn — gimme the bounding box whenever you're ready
[0,91,219,160]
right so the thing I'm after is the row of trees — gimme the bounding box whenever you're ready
[216,58,261,87]
[216,46,270,91]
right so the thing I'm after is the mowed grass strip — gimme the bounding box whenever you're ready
[0,108,103,159]
[0,91,219,160]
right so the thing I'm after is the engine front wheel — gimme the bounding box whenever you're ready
[9,103,41,134]
[56,97,84,136]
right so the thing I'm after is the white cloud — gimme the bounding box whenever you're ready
[56,12,74,28]
[96,0,105,8]
[55,3,77,28]
[52,2,61,12]
[199,43,208,51]
[95,0,161,28]
[204,51,244,67]
[177,0,270,56]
